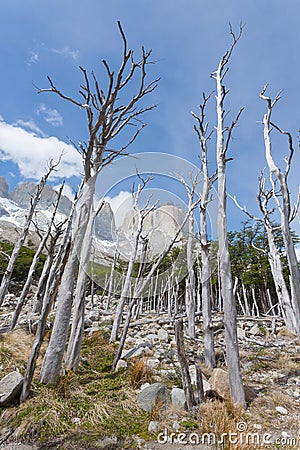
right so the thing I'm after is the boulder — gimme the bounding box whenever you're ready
[237,327,246,339]
[0,371,23,406]
[138,382,170,412]
[157,328,169,342]
[115,359,127,371]
[148,420,159,433]
[171,387,186,410]
[210,368,256,403]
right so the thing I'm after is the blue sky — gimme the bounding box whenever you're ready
[0,0,299,233]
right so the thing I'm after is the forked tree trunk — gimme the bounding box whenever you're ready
[39,178,95,384]
[213,28,246,407]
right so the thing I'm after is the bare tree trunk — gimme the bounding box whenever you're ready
[260,86,300,337]
[39,179,94,384]
[212,26,246,407]
[174,319,196,411]
[65,205,96,371]
[0,162,57,307]
[185,211,196,338]
[20,200,75,401]
[192,95,216,368]
[10,185,64,330]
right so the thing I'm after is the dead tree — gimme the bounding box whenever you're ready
[192,92,216,368]
[260,85,300,338]
[177,174,200,339]
[9,184,64,330]
[174,319,196,411]
[39,22,158,384]
[231,190,296,330]
[20,191,78,401]
[110,174,157,343]
[0,160,59,307]
[211,25,246,407]
[112,183,203,370]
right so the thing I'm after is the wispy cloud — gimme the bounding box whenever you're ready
[27,51,39,67]
[52,46,79,61]
[14,119,47,137]
[36,104,63,127]
[0,117,82,180]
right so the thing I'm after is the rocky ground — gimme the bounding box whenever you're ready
[0,293,300,449]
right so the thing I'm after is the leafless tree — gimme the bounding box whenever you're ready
[211,24,246,407]
[0,159,59,307]
[9,183,65,330]
[260,85,300,338]
[192,92,216,368]
[39,22,158,384]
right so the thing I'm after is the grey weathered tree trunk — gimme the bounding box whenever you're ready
[185,210,196,338]
[174,319,196,411]
[37,23,158,385]
[39,178,94,383]
[110,175,155,343]
[0,161,57,307]
[10,184,64,330]
[260,85,300,338]
[192,94,216,368]
[65,195,98,371]
[212,26,246,407]
[20,191,77,401]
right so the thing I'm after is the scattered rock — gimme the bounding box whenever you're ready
[275,406,288,415]
[171,387,186,410]
[237,327,246,339]
[209,368,230,400]
[148,420,159,432]
[122,342,153,359]
[0,371,23,406]
[249,324,260,336]
[138,382,170,412]
[115,359,127,371]
[157,328,169,342]
[209,368,256,403]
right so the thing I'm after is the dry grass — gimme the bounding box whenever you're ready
[128,357,154,388]
[0,330,150,446]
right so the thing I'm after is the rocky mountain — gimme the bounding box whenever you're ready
[0,177,8,198]
[0,177,189,255]
[95,201,116,242]
[0,177,117,244]
[10,182,72,216]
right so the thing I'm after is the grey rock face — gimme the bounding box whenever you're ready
[0,176,8,198]
[94,201,116,241]
[138,382,171,412]
[10,182,72,216]
[0,371,23,405]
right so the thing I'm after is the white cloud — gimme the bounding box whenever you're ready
[52,46,79,61]
[105,191,133,228]
[27,51,39,67]
[0,119,82,180]
[14,119,47,137]
[36,104,63,127]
